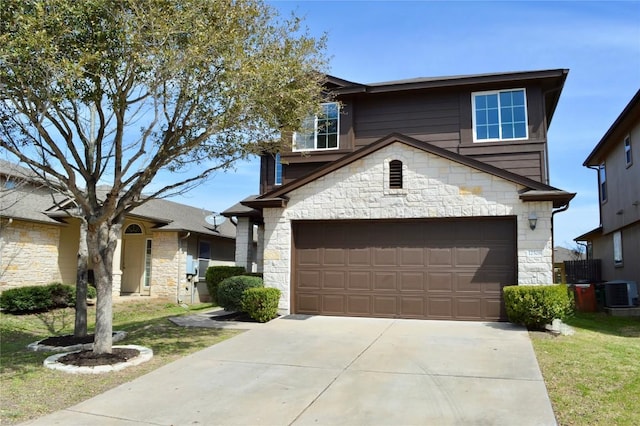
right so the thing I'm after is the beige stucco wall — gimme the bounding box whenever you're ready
[0,219,63,289]
[262,142,554,313]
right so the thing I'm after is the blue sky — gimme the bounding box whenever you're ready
[171,0,640,249]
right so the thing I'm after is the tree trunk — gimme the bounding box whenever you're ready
[88,220,121,354]
[74,219,89,337]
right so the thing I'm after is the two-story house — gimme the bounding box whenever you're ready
[223,69,575,321]
[576,89,640,285]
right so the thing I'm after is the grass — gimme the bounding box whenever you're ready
[0,300,241,425]
[531,312,640,426]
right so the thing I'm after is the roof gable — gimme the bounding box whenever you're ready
[583,89,640,166]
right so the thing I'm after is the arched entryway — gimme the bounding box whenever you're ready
[121,223,151,295]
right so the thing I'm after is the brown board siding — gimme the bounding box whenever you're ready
[292,218,516,321]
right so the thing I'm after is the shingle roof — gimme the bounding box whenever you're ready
[1,161,236,238]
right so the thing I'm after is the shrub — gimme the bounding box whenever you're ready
[241,287,281,323]
[205,266,246,305]
[503,284,574,330]
[48,282,75,308]
[0,283,98,313]
[217,275,263,312]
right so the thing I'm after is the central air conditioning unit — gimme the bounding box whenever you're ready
[604,280,639,308]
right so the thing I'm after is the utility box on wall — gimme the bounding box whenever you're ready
[185,255,198,277]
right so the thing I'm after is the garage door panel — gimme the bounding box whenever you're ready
[428,272,454,292]
[374,296,397,316]
[322,295,346,314]
[428,297,454,318]
[347,295,371,315]
[293,219,515,321]
[298,271,321,290]
[374,272,397,291]
[322,271,345,290]
[373,247,397,266]
[324,248,347,266]
[348,271,371,290]
[400,247,424,266]
[428,248,453,266]
[456,247,482,267]
[297,294,321,313]
[348,248,371,266]
[399,272,424,291]
[298,248,321,266]
[400,297,425,317]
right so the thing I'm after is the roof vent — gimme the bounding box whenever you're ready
[389,160,403,189]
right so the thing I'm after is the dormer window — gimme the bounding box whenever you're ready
[389,160,403,189]
[472,89,528,142]
[293,102,339,151]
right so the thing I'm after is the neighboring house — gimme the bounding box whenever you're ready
[224,69,575,321]
[553,246,584,283]
[1,160,238,303]
[576,89,640,285]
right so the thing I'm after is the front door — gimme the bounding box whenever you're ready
[122,225,146,294]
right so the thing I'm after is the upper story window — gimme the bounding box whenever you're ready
[624,135,632,167]
[472,89,528,142]
[274,153,282,185]
[389,160,403,189]
[125,223,143,234]
[293,102,339,151]
[599,163,607,203]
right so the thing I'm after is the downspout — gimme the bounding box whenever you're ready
[551,203,571,266]
[178,232,190,304]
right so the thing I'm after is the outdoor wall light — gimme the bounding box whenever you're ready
[528,212,538,230]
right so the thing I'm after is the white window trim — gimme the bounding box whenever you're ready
[293,102,340,152]
[143,238,152,288]
[613,230,623,266]
[624,135,632,167]
[599,163,607,203]
[472,88,529,143]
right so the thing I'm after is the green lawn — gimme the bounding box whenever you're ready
[0,300,241,425]
[531,312,640,426]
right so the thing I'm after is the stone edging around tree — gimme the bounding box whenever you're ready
[43,345,153,374]
[27,331,128,352]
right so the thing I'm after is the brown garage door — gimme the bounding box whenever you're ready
[292,218,516,321]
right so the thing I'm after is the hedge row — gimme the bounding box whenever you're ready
[0,283,97,314]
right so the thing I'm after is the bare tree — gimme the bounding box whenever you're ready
[1,0,327,354]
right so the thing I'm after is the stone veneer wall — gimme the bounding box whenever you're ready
[262,142,554,313]
[1,219,62,290]
[150,231,181,300]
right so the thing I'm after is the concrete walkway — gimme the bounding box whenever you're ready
[24,316,556,426]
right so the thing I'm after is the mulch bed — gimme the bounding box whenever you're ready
[210,311,259,322]
[57,348,140,367]
[39,332,119,347]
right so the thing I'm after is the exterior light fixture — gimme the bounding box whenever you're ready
[528,212,538,230]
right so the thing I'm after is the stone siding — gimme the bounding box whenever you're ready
[150,231,181,300]
[262,142,554,313]
[1,219,63,289]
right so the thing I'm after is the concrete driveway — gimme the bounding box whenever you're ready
[24,316,556,426]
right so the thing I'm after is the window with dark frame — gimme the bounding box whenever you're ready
[274,153,282,185]
[624,135,632,167]
[389,160,403,189]
[599,163,607,203]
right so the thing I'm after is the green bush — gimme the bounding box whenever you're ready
[503,284,574,330]
[0,283,98,313]
[217,275,263,312]
[205,266,246,305]
[48,282,75,308]
[241,287,281,323]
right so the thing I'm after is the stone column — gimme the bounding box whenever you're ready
[235,217,254,272]
[256,224,265,273]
